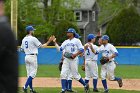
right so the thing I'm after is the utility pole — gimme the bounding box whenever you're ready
[11,0,18,39]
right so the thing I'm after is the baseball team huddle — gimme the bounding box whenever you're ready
[21,26,123,93]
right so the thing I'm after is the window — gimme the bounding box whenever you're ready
[92,11,96,21]
[74,11,82,21]
[48,0,52,6]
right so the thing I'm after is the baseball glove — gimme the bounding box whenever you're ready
[81,65,85,71]
[59,60,63,71]
[100,57,109,65]
[64,52,73,59]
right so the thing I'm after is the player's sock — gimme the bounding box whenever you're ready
[24,76,33,89]
[61,79,67,91]
[79,78,86,86]
[114,77,121,81]
[68,80,72,90]
[85,79,89,84]
[102,79,108,90]
[29,79,33,90]
[65,80,68,90]
[93,79,98,89]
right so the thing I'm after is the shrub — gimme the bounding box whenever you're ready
[106,6,140,45]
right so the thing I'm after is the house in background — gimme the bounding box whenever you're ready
[39,0,99,44]
[73,0,99,44]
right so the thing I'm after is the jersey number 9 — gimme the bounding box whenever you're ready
[25,41,28,48]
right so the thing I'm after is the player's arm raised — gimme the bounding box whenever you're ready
[85,43,96,54]
[89,43,96,54]
[52,36,67,52]
[84,44,88,50]
[52,37,61,51]
[41,35,55,48]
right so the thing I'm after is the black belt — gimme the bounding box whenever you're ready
[27,54,37,55]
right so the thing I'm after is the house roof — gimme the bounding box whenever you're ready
[77,22,89,29]
[75,0,96,11]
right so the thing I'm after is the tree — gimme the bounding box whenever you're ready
[44,0,80,24]
[106,6,140,45]
[5,0,80,45]
[53,20,80,44]
[17,0,45,44]
[132,0,139,7]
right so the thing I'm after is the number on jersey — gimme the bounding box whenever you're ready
[71,48,75,52]
[25,41,28,48]
[87,48,90,55]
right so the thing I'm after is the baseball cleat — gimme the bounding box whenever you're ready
[93,89,99,92]
[66,90,77,93]
[103,89,109,93]
[117,78,123,87]
[84,84,90,93]
[22,87,27,93]
[60,91,66,93]
[30,89,38,93]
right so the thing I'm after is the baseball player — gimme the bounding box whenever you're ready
[21,26,53,93]
[53,28,89,93]
[65,33,81,92]
[84,34,99,92]
[97,35,123,93]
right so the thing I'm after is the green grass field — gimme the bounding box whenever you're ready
[19,65,140,79]
[18,88,140,93]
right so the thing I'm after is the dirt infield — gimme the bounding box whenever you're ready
[19,77,140,91]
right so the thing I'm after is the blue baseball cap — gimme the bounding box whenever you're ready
[67,28,76,34]
[101,35,109,40]
[75,33,81,38]
[26,26,35,32]
[87,34,96,40]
